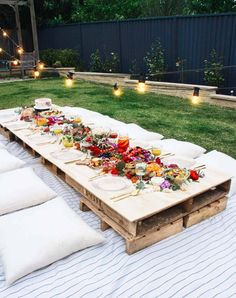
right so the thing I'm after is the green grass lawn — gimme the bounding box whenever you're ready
[0,78,235,158]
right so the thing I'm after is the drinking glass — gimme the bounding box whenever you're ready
[135,162,147,181]
[117,135,129,152]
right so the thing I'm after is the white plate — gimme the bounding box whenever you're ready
[92,176,132,192]
[50,150,84,161]
[28,134,56,144]
[164,156,196,169]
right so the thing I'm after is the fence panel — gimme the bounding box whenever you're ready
[38,13,236,92]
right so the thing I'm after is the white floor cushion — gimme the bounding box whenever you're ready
[115,123,163,141]
[0,148,25,173]
[196,150,236,197]
[0,197,105,285]
[150,138,206,158]
[0,143,5,149]
[0,167,57,215]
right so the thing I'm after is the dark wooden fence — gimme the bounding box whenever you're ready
[38,13,236,93]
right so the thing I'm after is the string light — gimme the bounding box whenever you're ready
[13,59,19,66]
[113,83,122,97]
[38,61,44,70]
[137,74,146,93]
[65,71,74,87]
[33,66,40,78]
[192,87,200,104]
[0,28,44,80]
[17,47,23,55]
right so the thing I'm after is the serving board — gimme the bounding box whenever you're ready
[0,112,232,254]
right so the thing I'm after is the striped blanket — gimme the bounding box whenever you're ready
[0,135,236,298]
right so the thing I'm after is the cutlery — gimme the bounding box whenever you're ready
[194,164,206,171]
[64,159,85,164]
[160,153,175,158]
[36,139,57,146]
[112,189,140,202]
[89,173,106,181]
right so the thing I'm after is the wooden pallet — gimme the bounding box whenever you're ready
[0,125,15,141]
[78,180,230,254]
[0,122,232,254]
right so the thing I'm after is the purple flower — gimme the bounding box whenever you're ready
[160,180,171,189]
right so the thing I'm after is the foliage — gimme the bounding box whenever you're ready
[0,78,235,158]
[186,0,236,14]
[71,0,142,23]
[141,0,188,17]
[203,49,224,86]
[53,61,62,68]
[1,0,236,28]
[90,49,120,73]
[40,49,79,67]
[144,40,165,81]
[129,59,141,75]
[90,49,103,72]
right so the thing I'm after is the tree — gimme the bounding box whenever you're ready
[186,0,236,14]
[141,0,187,17]
[71,0,141,23]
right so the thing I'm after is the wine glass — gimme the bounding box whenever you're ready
[135,162,147,182]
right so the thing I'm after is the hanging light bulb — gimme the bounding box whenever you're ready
[192,87,200,104]
[65,71,74,87]
[33,66,40,78]
[38,61,44,70]
[3,31,7,37]
[0,48,2,53]
[137,74,146,93]
[113,83,122,97]
[17,47,23,55]
[13,59,19,66]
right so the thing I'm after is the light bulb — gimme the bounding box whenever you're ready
[34,70,40,78]
[38,62,44,70]
[137,82,146,93]
[113,88,122,97]
[17,47,23,55]
[65,78,73,87]
[192,96,200,105]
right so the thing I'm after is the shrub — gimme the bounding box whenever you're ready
[90,49,120,73]
[203,49,224,87]
[40,49,79,68]
[53,61,62,68]
[90,49,103,72]
[104,52,120,73]
[144,40,165,81]
[129,59,140,75]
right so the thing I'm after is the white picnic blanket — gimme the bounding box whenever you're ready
[0,135,236,298]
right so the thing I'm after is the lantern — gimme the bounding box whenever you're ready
[192,87,200,104]
[65,71,74,87]
[113,83,122,97]
[137,74,146,93]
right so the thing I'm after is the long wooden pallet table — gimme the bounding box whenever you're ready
[0,121,232,254]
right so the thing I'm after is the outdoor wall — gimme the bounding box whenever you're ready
[38,13,236,94]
